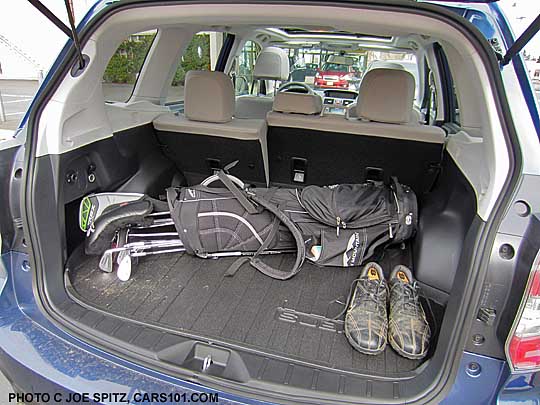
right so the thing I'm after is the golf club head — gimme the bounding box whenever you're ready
[117,254,132,282]
[117,249,129,265]
[99,250,114,273]
[116,228,130,265]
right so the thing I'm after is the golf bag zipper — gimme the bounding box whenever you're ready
[336,216,346,237]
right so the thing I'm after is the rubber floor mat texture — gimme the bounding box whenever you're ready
[69,247,429,375]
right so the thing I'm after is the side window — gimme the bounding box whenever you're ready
[167,32,213,103]
[232,41,261,96]
[102,30,157,102]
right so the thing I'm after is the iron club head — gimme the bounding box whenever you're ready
[98,250,114,273]
[117,254,132,282]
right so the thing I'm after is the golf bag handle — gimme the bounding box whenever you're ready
[201,174,245,189]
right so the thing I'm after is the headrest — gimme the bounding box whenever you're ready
[253,47,290,81]
[367,61,404,71]
[272,92,323,115]
[184,70,234,123]
[357,68,414,124]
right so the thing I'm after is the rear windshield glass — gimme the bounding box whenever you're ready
[321,63,349,72]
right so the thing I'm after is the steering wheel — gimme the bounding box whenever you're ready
[277,81,314,94]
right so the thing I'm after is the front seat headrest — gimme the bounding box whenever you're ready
[184,70,235,123]
[272,92,323,115]
[253,47,290,81]
[356,68,415,124]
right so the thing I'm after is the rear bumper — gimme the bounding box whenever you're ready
[314,82,349,89]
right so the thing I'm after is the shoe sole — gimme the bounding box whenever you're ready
[388,335,428,360]
[344,326,386,356]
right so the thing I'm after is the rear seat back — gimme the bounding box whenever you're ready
[154,70,269,185]
[266,69,445,193]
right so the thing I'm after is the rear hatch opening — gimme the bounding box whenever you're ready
[21,1,520,403]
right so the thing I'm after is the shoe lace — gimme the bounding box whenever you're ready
[333,277,386,320]
[391,281,421,317]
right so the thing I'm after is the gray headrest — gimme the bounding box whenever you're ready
[272,92,323,115]
[184,70,234,123]
[357,68,415,124]
[253,47,290,81]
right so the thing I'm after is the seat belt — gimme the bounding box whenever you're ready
[422,134,448,194]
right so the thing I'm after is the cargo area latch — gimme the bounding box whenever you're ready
[157,341,250,382]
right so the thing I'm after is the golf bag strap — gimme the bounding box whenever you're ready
[390,176,403,200]
[248,193,306,280]
[217,170,258,215]
[166,187,199,255]
[224,211,281,278]
[224,257,250,277]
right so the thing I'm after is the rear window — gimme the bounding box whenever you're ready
[102,30,157,103]
[321,63,349,72]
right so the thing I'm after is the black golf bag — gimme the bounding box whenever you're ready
[83,170,417,280]
[166,172,417,279]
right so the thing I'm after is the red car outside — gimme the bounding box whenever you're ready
[314,62,358,89]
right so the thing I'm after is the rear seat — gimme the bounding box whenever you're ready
[266,68,446,193]
[153,71,268,185]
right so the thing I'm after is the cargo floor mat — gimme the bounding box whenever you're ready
[67,245,442,375]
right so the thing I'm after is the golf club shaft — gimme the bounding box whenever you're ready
[131,247,186,257]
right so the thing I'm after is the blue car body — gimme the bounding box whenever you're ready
[1,1,539,404]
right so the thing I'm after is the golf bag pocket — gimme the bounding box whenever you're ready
[167,186,297,257]
[300,178,418,267]
[167,184,307,280]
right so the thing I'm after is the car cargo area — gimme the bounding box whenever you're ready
[58,110,474,380]
[66,244,444,376]
[23,2,511,401]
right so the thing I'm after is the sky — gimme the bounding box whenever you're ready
[0,0,92,75]
[499,0,540,57]
[0,0,539,74]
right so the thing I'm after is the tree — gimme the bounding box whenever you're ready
[103,33,156,84]
[171,34,211,86]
